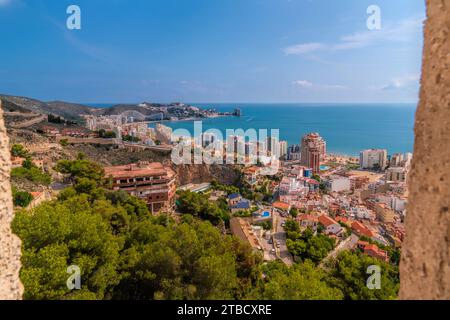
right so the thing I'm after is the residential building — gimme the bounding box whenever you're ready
[297,214,319,230]
[386,167,407,182]
[243,166,260,186]
[391,195,407,212]
[41,126,61,136]
[104,161,177,214]
[357,241,389,262]
[27,190,53,210]
[351,221,375,238]
[304,178,320,192]
[287,144,301,161]
[366,199,396,223]
[272,201,291,213]
[209,190,226,202]
[279,140,288,158]
[300,133,326,174]
[390,153,404,167]
[228,193,242,206]
[278,176,305,196]
[349,175,370,190]
[155,123,173,144]
[348,206,373,220]
[325,175,351,193]
[359,149,388,170]
[318,215,343,236]
[230,199,251,213]
[230,218,264,251]
[266,136,280,157]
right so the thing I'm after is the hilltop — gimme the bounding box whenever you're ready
[0,94,215,123]
[0,94,95,122]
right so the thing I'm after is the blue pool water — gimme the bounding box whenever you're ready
[261,211,271,218]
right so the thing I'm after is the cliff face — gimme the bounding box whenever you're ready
[400,0,450,300]
[0,101,23,299]
[174,164,241,186]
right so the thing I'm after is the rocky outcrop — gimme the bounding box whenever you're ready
[0,100,23,299]
[400,0,450,300]
[173,164,241,186]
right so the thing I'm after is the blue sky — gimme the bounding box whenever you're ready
[0,0,425,103]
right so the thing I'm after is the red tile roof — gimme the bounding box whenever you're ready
[273,201,291,211]
[30,192,42,198]
[318,215,338,227]
[298,214,318,222]
[364,244,389,261]
[351,221,375,238]
[357,240,370,247]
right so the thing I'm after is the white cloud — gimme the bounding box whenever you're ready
[293,80,313,88]
[292,80,346,90]
[284,18,423,56]
[283,43,325,55]
[370,74,420,91]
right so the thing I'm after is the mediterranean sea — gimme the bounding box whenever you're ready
[90,103,416,156]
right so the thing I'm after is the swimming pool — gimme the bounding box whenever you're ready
[320,165,330,171]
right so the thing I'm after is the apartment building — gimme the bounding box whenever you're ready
[104,161,177,214]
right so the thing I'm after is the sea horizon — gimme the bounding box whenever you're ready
[87,102,416,157]
[86,102,417,108]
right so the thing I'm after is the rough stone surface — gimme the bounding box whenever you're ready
[0,100,24,299]
[400,0,450,300]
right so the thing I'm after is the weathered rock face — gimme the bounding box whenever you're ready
[174,164,241,186]
[400,0,450,300]
[0,101,23,299]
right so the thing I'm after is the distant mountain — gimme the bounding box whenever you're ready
[46,101,97,116]
[0,94,95,121]
[0,94,194,123]
[0,97,34,114]
[0,95,48,114]
[98,104,160,116]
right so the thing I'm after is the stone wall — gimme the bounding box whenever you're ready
[0,100,23,299]
[399,0,450,300]
[0,0,448,301]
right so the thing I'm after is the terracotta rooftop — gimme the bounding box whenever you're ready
[351,221,375,238]
[244,166,260,174]
[318,215,338,227]
[298,214,318,222]
[30,192,42,198]
[273,201,291,211]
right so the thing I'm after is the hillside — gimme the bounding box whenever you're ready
[0,94,178,121]
[46,101,97,117]
[0,94,94,121]
[97,103,161,116]
[0,99,33,114]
